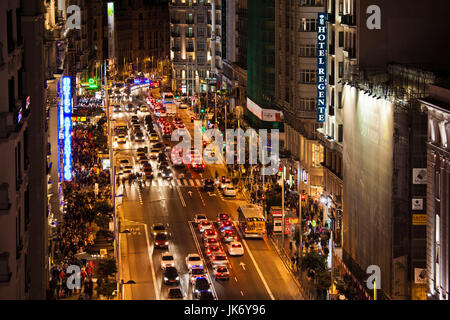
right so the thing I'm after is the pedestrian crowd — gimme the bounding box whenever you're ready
[48,121,111,300]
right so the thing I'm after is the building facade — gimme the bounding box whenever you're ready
[419,84,450,300]
[169,0,222,95]
[0,0,48,299]
[114,0,170,78]
[275,0,325,199]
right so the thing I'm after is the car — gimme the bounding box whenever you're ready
[149,148,161,159]
[138,155,149,164]
[223,185,237,197]
[161,252,175,269]
[163,266,179,285]
[113,105,122,112]
[119,159,130,165]
[143,167,154,178]
[135,132,145,142]
[209,252,229,267]
[149,133,159,142]
[202,179,215,192]
[213,265,230,280]
[192,162,205,172]
[167,287,183,300]
[130,115,139,121]
[136,152,146,158]
[162,129,172,138]
[154,233,169,249]
[199,291,214,300]
[204,237,219,247]
[158,161,169,171]
[185,253,203,270]
[198,221,213,233]
[151,223,168,236]
[116,135,127,144]
[137,147,148,153]
[160,167,173,180]
[179,103,188,109]
[139,105,149,112]
[218,220,234,231]
[194,214,208,224]
[205,245,224,257]
[202,229,218,241]
[189,265,206,284]
[219,178,232,190]
[226,241,244,256]
[157,153,168,163]
[173,117,182,125]
[193,277,211,298]
[152,142,165,149]
[122,165,133,175]
[221,230,238,244]
[217,213,232,225]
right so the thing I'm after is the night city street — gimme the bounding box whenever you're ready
[1,0,450,312]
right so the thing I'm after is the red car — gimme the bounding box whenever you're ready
[205,245,223,257]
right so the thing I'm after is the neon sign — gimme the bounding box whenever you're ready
[62,76,72,181]
[317,13,327,122]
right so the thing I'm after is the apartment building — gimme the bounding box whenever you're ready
[169,0,222,94]
[0,0,48,299]
[275,0,325,200]
[318,0,450,299]
[419,83,450,300]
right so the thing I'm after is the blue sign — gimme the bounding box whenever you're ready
[61,76,72,181]
[317,13,327,122]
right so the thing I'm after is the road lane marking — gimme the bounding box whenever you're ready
[240,291,244,296]
[142,223,159,300]
[196,187,206,207]
[176,184,186,207]
[234,223,275,300]
[189,179,195,186]
[188,221,218,300]
[234,277,238,282]
[195,179,202,187]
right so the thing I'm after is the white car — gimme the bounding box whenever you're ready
[209,253,229,267]
[226,241,244,256]
[161,252,175,269]
[222,185,237,197]
[198,221,213,233]
[219,178,232,190]
[179,103,188,109]
[185,253,203,270]
[194,214,208,224]
[149,133,159,142]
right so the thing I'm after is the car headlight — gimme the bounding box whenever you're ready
[195,289,199,293]
[175,276,179,280]
[165,242,169,245]
[164,277,168,281]
[207,289,211,292]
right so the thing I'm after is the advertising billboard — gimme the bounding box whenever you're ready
[316,13,327,122]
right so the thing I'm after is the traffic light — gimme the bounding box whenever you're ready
[301,194,306,201]
[200,106,205,114]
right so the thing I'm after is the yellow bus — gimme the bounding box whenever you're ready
[237,204,266,238]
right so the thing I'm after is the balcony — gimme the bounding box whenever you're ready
[186,47,194,52]
[341,14,356,26]
[185,33,194,38]
[171,32,180,37]
[186,19,194,25]
[170,18,180,24]
[0,183,11,214]
[171,46,181,52]
[347,47,356,59]
[0,252,12,284]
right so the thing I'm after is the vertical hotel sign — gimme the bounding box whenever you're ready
[317,13,327,122]
[60,76,73,181]
[107,2,115,60]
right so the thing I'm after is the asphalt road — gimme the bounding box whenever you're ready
[114,95,303,300]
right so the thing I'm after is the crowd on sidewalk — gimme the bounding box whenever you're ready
[48,119,111,300]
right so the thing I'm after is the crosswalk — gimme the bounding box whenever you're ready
[144,178,204,187]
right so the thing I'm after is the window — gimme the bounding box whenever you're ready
[338,61,344,78]
[197,27,205,37]
[312,144,323,167]
[338,124,343,142]
[299,98,316,111]
[435,171,440,200]
[187,13,193,23]
[197,56,206,65]
[299,0,323,6]
[299,44,316,57]
[187,27,194,37]
[338,91,342,109]
[197,14,205,23]
[338,31,344,47]
[7,10,14,53]
[197,40,205,51]
[299,69,317,84]
[299,18,317,32]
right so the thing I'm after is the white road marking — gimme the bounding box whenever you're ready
[188,221,218,300]
[240,291,244,296]
[234,222,275,300]
[195,179,202,187]
[189,179,195,186]
[176,184,186,207]
[143,223,159,300]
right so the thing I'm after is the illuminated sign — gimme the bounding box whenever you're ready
[61,76,73,181]
[317,13,327,122]
[107,2,115,60]
[412,214,427,226]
